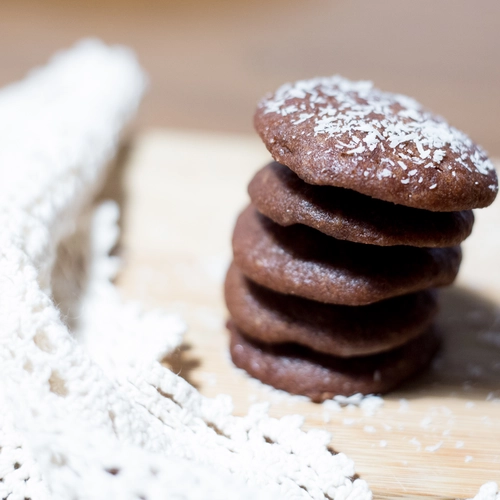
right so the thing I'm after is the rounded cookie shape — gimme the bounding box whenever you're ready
[232,205,462,305]
[228,321,440,400]
[254,76,498,211]
[249,162,474,247]
[225,263,438,357]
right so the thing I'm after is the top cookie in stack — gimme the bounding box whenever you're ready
[254,76,497,212]
[225,76,498,401]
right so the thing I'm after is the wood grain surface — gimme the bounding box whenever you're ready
[112,129,500,500]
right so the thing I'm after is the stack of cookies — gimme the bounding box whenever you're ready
[225,76,498,401]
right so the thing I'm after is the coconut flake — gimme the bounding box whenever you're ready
[433,149,446,163]
[345,144,365,155]
[425,441,443,453]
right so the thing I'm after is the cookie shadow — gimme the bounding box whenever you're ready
[392,285,500,400]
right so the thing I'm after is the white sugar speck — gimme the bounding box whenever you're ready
[433,149,446,163]
[379,440,387,448]
[293,112,315,125]
[482,416,492,426]
[425,441,443,453]
[455,441,464,449]
[334,393,363,406]
[322,399,342,412]
[359,395,384,416]
[364,425,376,434]
[420,416,432,429]
[429,183,437,190]
[345,144,365,155]
[399,399,409,413]
[409,437,421,451]
[416,140,430,159]
[465,455,473,463]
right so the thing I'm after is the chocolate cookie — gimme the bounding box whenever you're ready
[225,263,438,357]
[228,320,440,400]
[249,162,474,247]
[254,76,498,211]
[232,205,462,305]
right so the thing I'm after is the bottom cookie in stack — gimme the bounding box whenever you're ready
[225,263,441,401]
[228,320,440,402]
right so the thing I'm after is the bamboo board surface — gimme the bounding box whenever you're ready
[114,129,500,499]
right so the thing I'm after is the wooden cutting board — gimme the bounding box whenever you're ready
[113,129,500,499]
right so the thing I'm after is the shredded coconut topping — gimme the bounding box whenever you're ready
[260,75,497,194]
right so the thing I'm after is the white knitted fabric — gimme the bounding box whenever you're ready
[0,40,372,500]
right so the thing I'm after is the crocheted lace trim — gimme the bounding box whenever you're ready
[0,40,371,500]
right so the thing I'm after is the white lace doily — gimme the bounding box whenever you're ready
[0,40,372,500]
